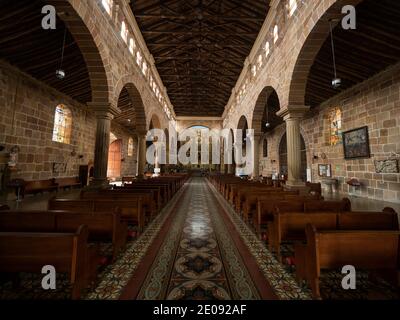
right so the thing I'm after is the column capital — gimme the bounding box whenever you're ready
[87,102,120,119]
[136,131,148,138]
[276,106,310,121]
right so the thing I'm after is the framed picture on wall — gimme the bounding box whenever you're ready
[342,126,371,159]
[318,164,332,177]
[374,159,399,174]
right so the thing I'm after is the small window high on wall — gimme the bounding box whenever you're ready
[52,104,72,144]
[128,137,134,157]
[121,21,128,43]
[329,107,342,146]
[289,0,297,17]
[102,0,113,16]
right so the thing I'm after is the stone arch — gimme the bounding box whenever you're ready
[149,113,162,130]
[286,0,362,107]
[51,1,112,104]
[114,78,147,133]
[252,86,281,136]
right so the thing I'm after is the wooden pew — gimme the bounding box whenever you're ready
[22,179,58,198]
[273,209,399,260]
[119,183,168,205]
[239,190,300,221]
[295,224,400,299]
[255,198,351,237]
[48,198,145,232]
[55,177,82,190]
[0,205,10,211]
[0,211,128,260]
[269,211,338,258]
[0,225,98,299]
[81,189,157,218]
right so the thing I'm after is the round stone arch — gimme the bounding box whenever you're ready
[251,85,282,136]
[285,0,363,108]
[114,77,147,134]
[51,1,112,105]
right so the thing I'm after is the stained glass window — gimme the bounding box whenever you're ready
[52,105,72,144]
[329,107,342,146]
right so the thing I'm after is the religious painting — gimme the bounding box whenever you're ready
[329,107,342,146]
[318,164,332,177]
[53,162,67,174]
[374,159,399,174]
[342,126,371,159]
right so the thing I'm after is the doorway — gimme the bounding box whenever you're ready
[108,139,122,180]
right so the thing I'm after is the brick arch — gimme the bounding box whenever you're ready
[251,86,281,136]
[114,77,147,133]
[286,0,362,107]
[50,0,112,104]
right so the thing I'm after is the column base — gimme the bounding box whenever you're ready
[284,181,309,195]
[87,178,110,190]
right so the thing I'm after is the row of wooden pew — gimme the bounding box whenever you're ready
[208,174,400,299]
[0,174,188,299]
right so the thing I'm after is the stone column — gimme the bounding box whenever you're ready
[277,106,310,188]
[137,133,147,178]
[88,103,119,186]
[220,140,225,174]
[252,133,262,180]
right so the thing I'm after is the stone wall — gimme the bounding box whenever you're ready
[260,63,400,203]
[0,62,137,182]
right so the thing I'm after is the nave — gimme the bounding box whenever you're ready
[1,177,399,300]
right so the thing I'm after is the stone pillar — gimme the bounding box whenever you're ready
[220,140,225,174]
[137,133,147,178]
[252,133,262,179]
[88,103,119,186]
[277,106,310,188]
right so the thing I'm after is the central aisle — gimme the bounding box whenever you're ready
[137,178,262,299]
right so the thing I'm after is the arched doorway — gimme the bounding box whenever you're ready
[108,138,122,180]
[279,133,307,182]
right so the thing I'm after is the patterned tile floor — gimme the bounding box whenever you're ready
[137,178,263,300]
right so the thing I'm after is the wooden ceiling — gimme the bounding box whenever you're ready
[0,0,92,104]
[130,0,270,117]
[306,0,400,108]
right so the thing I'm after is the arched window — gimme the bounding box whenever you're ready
[257,54,263,70]
[129,38,136,55]
[121,21,128,43]
[289,0,297,17]
[102,0,113,16]
[136,51,143,66]
[265,41,270,57]
[273,25,279,43]
[142,60,148,76]
[52,104,72,144]
[251,64,257,78]
[329,107,342,146]
[128,137,134,157]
